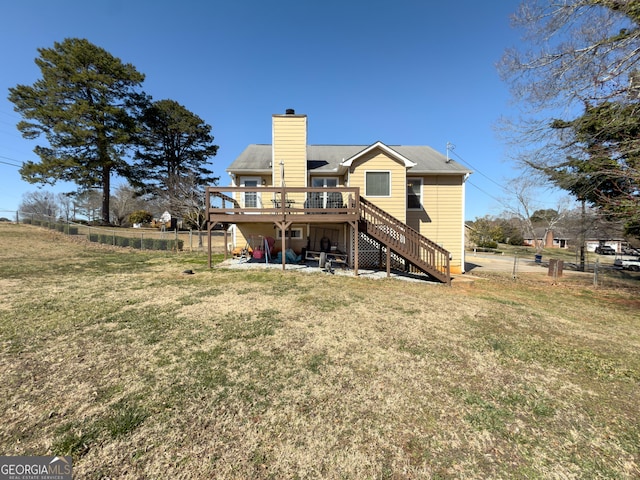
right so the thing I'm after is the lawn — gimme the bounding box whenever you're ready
[0,223,638,479]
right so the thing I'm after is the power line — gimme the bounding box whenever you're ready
[451,149,515,196]
[0,156,23,168]
[453,148,571,212]
[0,110,18,118]
[466,179,508,208]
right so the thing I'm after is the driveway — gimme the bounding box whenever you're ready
[465,252,551,274]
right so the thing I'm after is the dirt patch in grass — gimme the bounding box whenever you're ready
[1,223,639,479]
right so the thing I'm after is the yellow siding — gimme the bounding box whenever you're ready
[236,224,307,253]
[409,175,465,274]
[349,150,407,222]
[272,114,307,205]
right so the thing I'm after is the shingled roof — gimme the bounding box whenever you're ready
[227,143,472,175]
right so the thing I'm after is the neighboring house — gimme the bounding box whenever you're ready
[151,211,177,230]
[585,238,624,253]
[206,110,472,282]
[523,228,625,253]
[464,223,476,250]
[523,228,570,249]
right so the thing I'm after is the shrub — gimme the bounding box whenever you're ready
[68,226,78,235]
[130,238,142,249]
[142,238,155,250]
[116,236,130,247]
[128,210,153,225]
[477,240,498,249]
[153,239,167,250]
[88,233,99,242]
[22,218,32,225]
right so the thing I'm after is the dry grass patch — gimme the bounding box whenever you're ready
[1,223,639,479]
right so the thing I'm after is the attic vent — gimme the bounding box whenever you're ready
[285,108,295,115]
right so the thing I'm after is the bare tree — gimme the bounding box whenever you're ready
[19,191,58,219]
[161,174,209,248]
[499,1,640,111]
[500,177,570,253]
[56,193,76,222]
[73,190,102,223]
[498,1,640,230]
[110,184,147,226]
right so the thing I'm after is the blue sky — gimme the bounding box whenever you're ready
[0,0,551,220]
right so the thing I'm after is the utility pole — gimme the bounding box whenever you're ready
[579,198,585,272]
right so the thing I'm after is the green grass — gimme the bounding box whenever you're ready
[1,223,639,479]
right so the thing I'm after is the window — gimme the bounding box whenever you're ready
[310,177,340,208]
[407,178,422,209]
[365,171,390,197]
[240,177,260,208]
[276,227,303,239]
[312,177,338,188]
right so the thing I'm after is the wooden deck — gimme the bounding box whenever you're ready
[206,186,360,224]
[206,186,451,284]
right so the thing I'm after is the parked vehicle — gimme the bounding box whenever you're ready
[614,256,640,271]
[595,245,616,255]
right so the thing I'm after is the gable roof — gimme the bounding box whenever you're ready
[341,141,416,168]
[227,143,472,175]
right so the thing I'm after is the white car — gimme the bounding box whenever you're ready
[614,256,640,271]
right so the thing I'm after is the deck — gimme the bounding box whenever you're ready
[206,186,451,284]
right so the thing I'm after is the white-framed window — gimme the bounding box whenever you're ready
[276,227,303,239]
[310,177,341,208]
[407,178,422,209]
[240,176,261,208]
[365,171,391,197]
[312,177,339,188]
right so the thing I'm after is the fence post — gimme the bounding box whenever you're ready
[141,232,144,250]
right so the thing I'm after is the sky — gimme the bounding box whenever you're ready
[0,0,558,221]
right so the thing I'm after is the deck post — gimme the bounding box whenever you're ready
[207,223,212,269]
[281,227,285,270]
[386,245,391,277]
[223,227,228,260]
[275,220,292,270]
[353,220,359,277]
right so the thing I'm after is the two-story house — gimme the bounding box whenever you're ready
[206,109,471,283]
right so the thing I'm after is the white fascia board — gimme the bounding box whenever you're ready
[340,141,417,168]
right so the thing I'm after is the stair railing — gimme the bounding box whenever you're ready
[359,197,451,284]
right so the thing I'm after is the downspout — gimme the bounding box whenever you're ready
[461,172,469,274]
[229,172,237,249]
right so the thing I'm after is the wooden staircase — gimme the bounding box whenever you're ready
[358,197,451,284]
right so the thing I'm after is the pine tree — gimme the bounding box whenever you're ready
[9,38,148,224]
[133,99,219,198]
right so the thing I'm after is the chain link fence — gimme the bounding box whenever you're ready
[7,211,227,254]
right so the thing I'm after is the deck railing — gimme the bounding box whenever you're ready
[205,186,450,284]
[359,197,451,284]
[206,186,360,223]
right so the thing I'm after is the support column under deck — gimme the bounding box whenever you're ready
[350,220,359,277]
[207,223,216,269]
[275,220,292,270]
